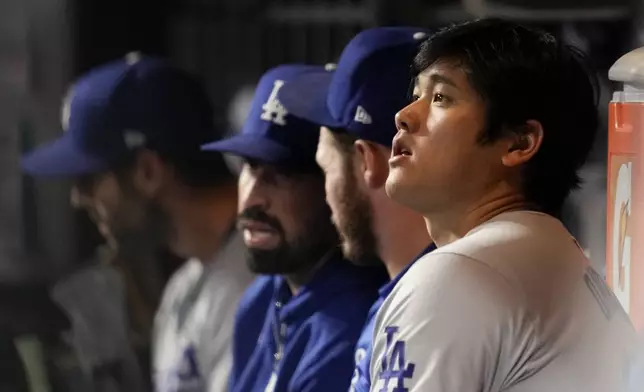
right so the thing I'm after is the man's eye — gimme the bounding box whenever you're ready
[411,94,420,102]
[433,93,446,103]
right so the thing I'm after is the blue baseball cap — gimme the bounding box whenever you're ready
[22,53,219,176]
[279,27,430,147]
[201,64,321,166]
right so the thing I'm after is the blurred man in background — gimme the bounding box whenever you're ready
[203,64,385,392]
[280,27,433,392]
[22,53,253,392]
[373,18,638,391]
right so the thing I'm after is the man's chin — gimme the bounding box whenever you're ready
[246,248,286,275]
[341,240,380,267]
[384,175,403,200]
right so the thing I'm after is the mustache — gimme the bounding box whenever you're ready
[237,206,283,232]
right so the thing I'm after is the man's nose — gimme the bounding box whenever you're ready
[395,103,418,134]
[239,174,271,214]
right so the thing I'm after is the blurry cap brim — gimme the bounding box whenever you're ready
[22,134,110,176]
[202,134,296,165]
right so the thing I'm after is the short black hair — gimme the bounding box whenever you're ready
[414,18,599,215]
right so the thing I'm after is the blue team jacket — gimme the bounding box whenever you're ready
[350,243,437,392]
[231,252,386,392]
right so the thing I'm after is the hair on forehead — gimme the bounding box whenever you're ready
[411,17,599,215]
[412,19,598,103]
[413,19,551,70]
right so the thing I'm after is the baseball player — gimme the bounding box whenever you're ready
[202,64,386,392]
[370,18,639,391]
[22,54,254,392]
[279,27,434,392]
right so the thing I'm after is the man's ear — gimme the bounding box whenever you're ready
[501,120,544,168]
[354,140,389,189]
[130,150,167,197]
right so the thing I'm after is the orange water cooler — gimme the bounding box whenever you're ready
[607,47,644,331]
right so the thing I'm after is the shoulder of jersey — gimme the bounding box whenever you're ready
[237,276,275,309]
[433,212,566,259]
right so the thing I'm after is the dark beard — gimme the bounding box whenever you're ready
[239,205,339,275]
[336,168,380,266]
[112,197,173,265]
[109,197,177,323]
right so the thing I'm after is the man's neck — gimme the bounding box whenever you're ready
[425,191,531,248]
[375,206,432,279]
[285,248,335,295]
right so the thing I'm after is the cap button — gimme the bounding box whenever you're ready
[324,63,337,71]
[413,32,427,40]
[125,51,142,65]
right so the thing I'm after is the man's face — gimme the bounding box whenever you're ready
[316,128,378,265]
[72,169,172,261]
[386,60,505,215]
[237,159,338,274]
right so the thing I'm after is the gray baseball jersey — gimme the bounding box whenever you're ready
[153,231,254,392]
[370,211,639,392]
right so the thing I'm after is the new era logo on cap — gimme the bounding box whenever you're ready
[279,26,431,147]
[354,106,372,125]
[324,63,337,71]
[125,51,142,65]
[413,31,427,40]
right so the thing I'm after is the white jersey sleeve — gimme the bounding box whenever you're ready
[369,252,521,392]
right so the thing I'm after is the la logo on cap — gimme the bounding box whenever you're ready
[260,80,288,126]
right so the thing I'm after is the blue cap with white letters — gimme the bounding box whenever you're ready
[202,64,321,166]
[279,27,430,147]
